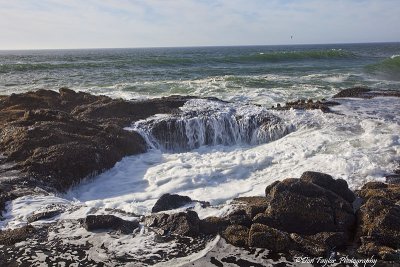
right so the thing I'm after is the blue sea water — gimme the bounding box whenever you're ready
[0,43,399,105]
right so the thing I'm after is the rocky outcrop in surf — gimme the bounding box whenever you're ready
[0,88,196,210]
[146,171,399,263]
[355,182,400,260]
[333,86,400,98]
[1,87,399,265]
[0,88,292,217]
[271,99,340,112]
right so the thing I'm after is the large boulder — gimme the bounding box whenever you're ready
[144,210,200,237]
[151,194,193,213]
[220,172,355,255]
[199,216,230,235]
[222,224,249,247]
[80,215,139,234]
[300,171,355,203]
[233,196,269,218]
[355,182,400,260]
[263,176,355,235]
[248,223,291,251]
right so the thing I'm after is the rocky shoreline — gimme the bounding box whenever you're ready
[0,87,399,266]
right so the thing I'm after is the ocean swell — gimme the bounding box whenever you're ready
[365,55,400,81]
[221,49,356,63]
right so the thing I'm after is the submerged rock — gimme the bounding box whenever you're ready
[80,215,139,234]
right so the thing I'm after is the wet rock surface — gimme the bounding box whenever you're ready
[333,86,400,98]
[27,209,63,223]
[0,225,36,246]
[0,88,195,215]
[144,210,200,237]
[355,182,400,261]
[0,220,214,267]
[80,215,139,234]
[151,193,210,213]
[263,175,355,235]
[215,172,399,263]
[1,88,400,265]
[218,172,356,258]
[271,99,340,112]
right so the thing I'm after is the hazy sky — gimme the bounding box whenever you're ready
[1,0,399,49]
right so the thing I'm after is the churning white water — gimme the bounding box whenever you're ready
[1,96,399,265]
[2,96,399,228]
[131,99,294,151]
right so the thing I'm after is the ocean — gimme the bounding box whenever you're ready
[1,43,400,105]
[1,43,400,265]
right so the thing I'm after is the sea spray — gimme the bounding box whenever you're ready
[130,99,294,152]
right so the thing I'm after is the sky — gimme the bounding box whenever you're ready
[0,0,399,50]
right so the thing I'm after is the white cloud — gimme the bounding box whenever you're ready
[0,0,399,49]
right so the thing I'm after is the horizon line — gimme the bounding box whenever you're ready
[1,41,399,52]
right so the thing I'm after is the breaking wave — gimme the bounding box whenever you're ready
[365,55,400,81]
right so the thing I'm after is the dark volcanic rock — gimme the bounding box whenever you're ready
[80,215,139,234]
[289,233,328,257]
[0,225,36,246]
[355,182,400,259]
[233,196,269,218]
[271,99,340,112]
[263,175,356,235]
[300,171,355,203]
[0,89,196,216]
[152,193,193,213]
[227,209,252,227]
[144,210,200,237]
[333,87,372,98]
[333,87,400,99]
[222,224,249,247]
[27,210,62,223]
[219,172,356,256]
[1,110,146,191]
[248,223,291,251]
[199,216,230,235]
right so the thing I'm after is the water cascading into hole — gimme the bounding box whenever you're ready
[131,99,294,152]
